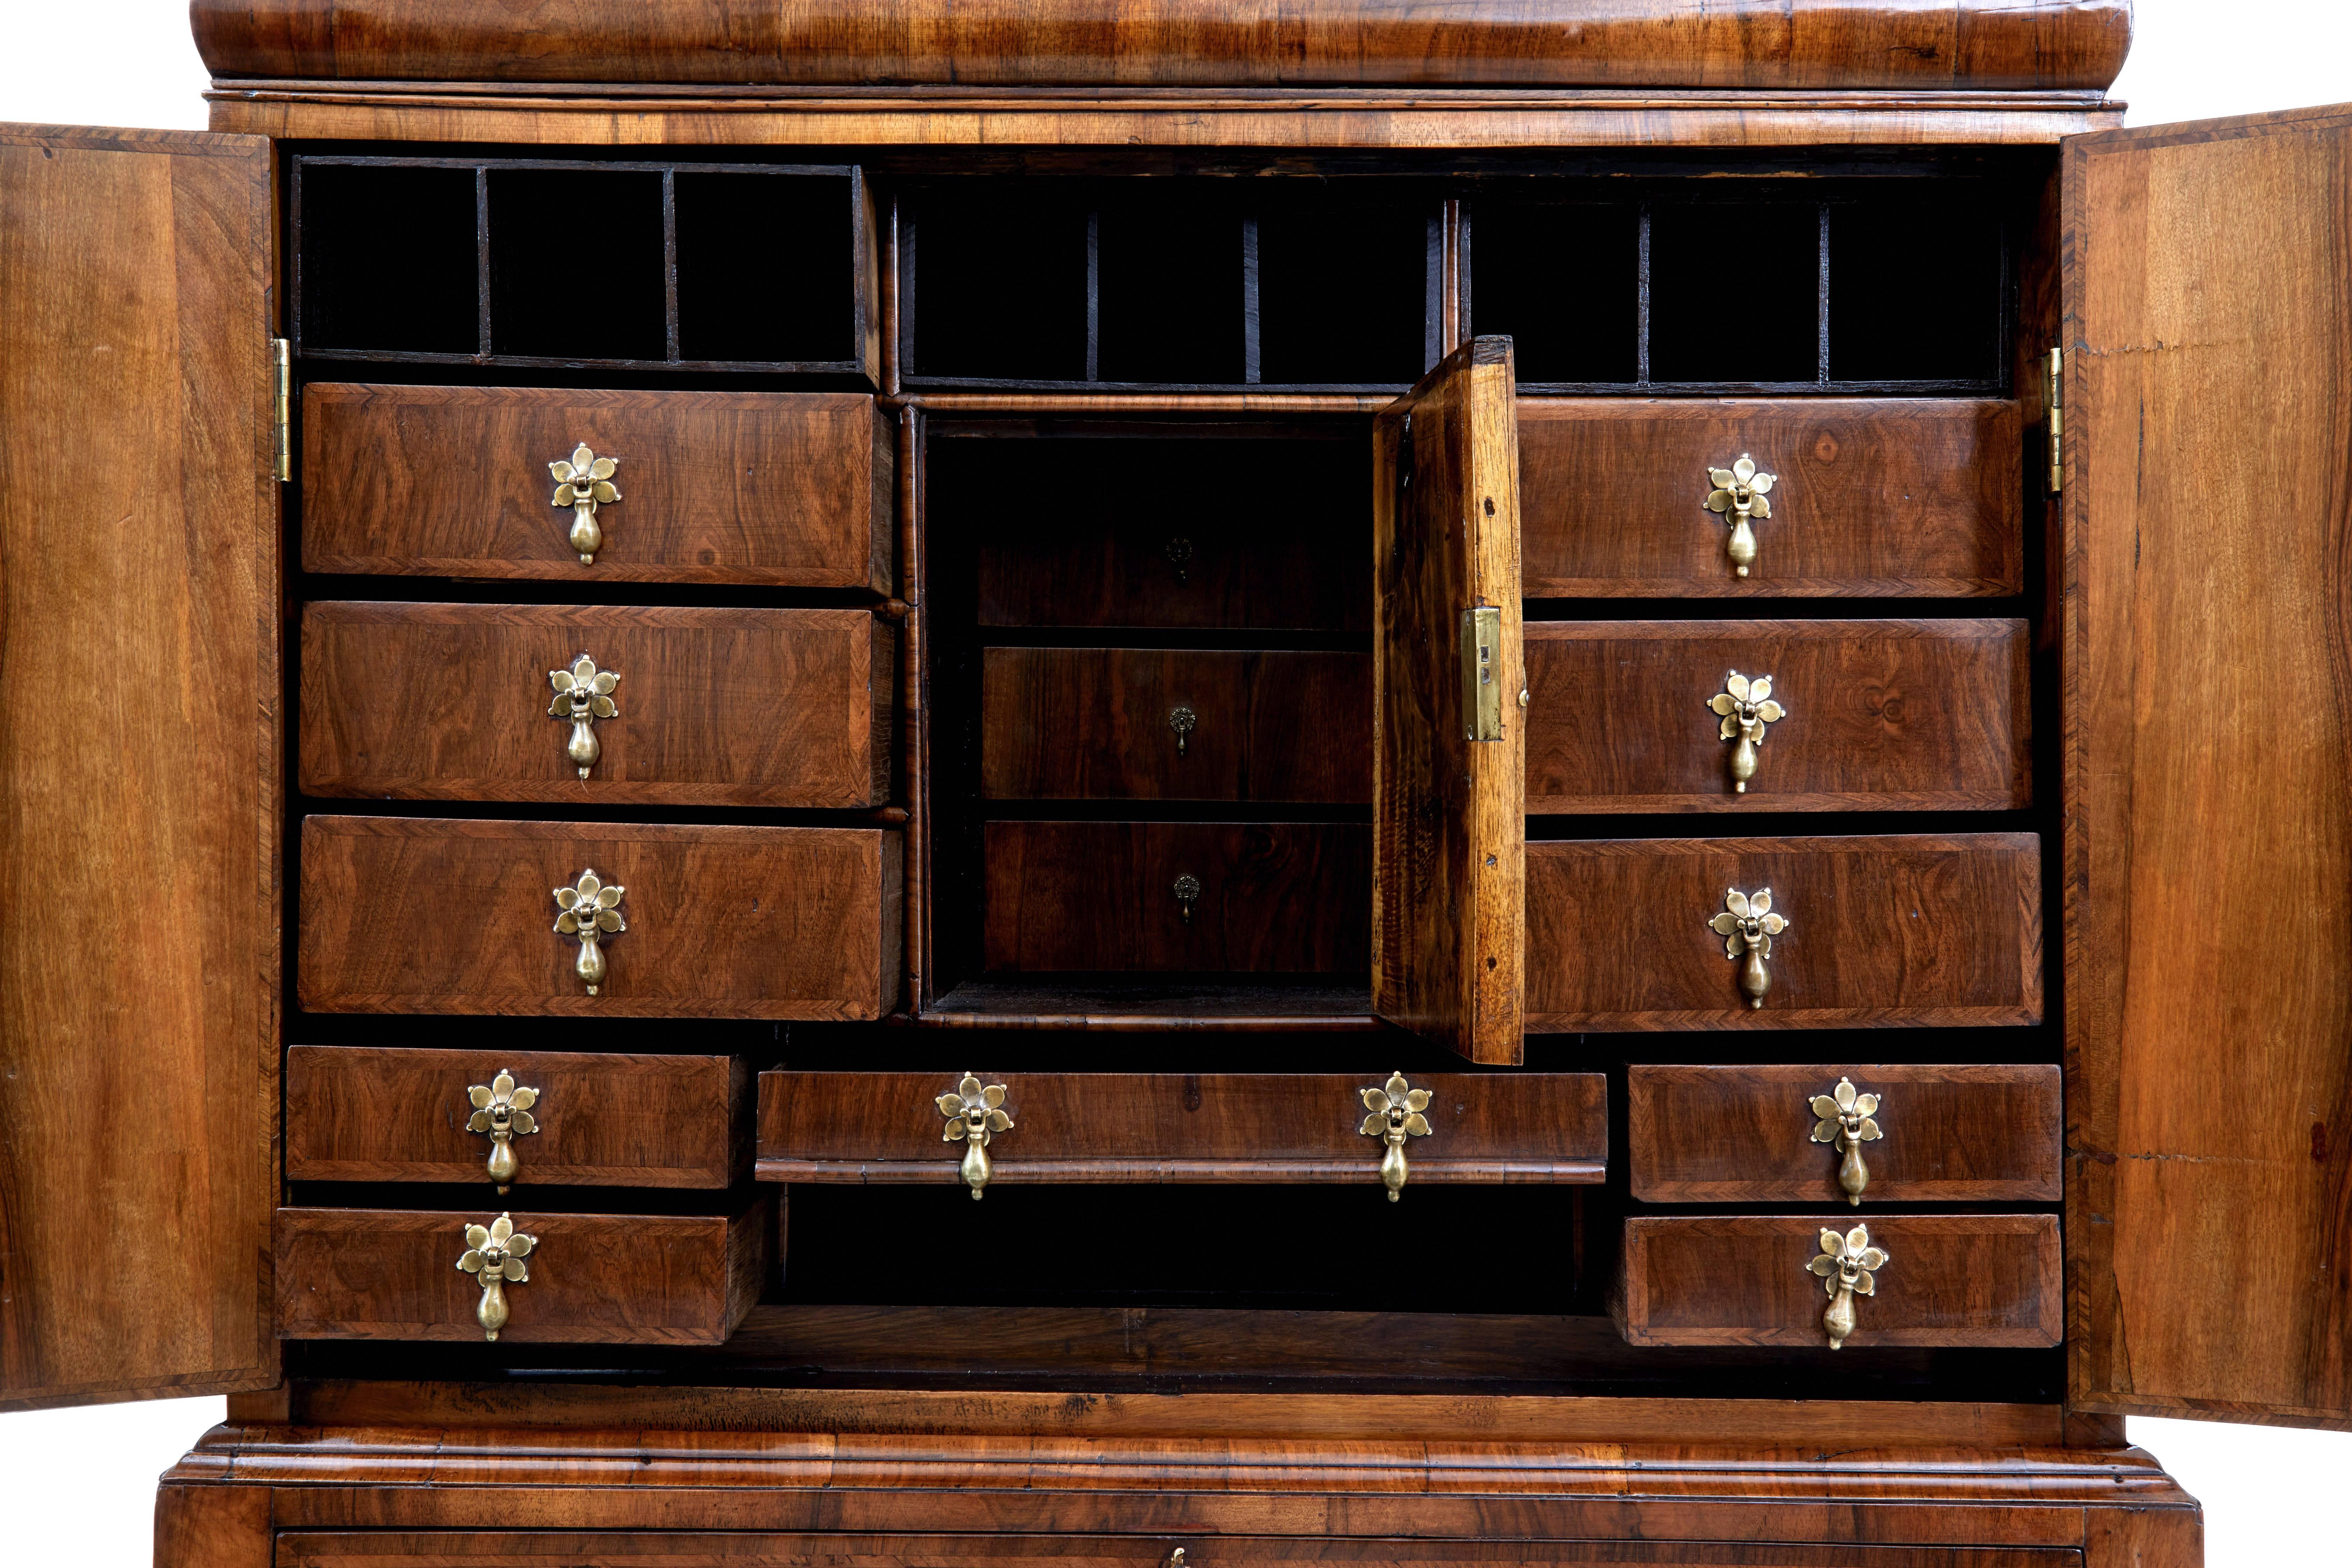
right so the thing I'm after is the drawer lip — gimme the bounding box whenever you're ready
[285,1045,751,1189]
[1625,1062,2063,1203]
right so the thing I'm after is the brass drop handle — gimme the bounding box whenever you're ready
[1168,705,1197,757]
[1708,887,1787,1008]
[1358,1071,1433,1201]
[456,1212,537,1342]
[937,1073,1013,1200]
[548,654,621,779]
[1708,671,1784,793]
[466,1070,540,1193]
[1172,873,1201,925]
[1809,1076,1884,1206]
[553,868,627,995]
[1807,1223,1888,1349]
[1165,535,1194,582]
[1702,454,1775,578]
[549,442,620,565]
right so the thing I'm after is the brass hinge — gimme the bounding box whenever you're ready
[1460,604,1503,742]
[271,337,291,483]
[2044,346,2063,495]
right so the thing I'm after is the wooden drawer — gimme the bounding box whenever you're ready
[301,385,892,588]
[757,1071,1605,1187]
[286,1046,751,1189]
[1520,399,2022,597]
[1525,834,2041,1030]
[983,821,1369,972]
[1627,1064,2062,1204]
[1615,1213,2062,1348]
[300,603,892,806]
[298,818,901,1018]
[274,1196,770,1344]
[1525,620,2029,812]
[980,648,1370,802]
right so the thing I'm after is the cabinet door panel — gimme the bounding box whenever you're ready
[0,126,280,1410]
[2066,101,2352,1430]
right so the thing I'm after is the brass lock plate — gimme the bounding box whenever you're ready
[1460,605,1503,742]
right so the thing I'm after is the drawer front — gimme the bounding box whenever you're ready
[301,603,892,806]
[1615,1213,2062,1348]
[274,1198,769,1344]
[1525,620,2029,813]
[983,821,1368,972]
[757,1071,1605,1185]
[1525,834,2041,1030]
[1627,1063,2062,1204]
[1520,399,2022,597]
[301,384,892,588]
[286,1046,750,1189]
[298,818,902,1018]
[981,648,1370,803]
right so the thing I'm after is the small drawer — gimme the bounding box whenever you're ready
[1520,398,2022,597]
[1627,1063,2062,1204]
[301,385,892,588]
[274,1196,771,1344]
[1614,1213,2062,1349]
[286,1046,751,1189]
[1525,619,2029,812]
[1525,834,2041,1031]
[983,821,1368,972]
[301,603,892,806]
[757,1071,1605,1189]
[297,817,902,1018]
[980,648,1370,803]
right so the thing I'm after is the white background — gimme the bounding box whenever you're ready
[2,0,2350,1561]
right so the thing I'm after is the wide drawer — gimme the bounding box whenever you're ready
[756,1071,1605,1188]
[1525,619,2030,812]
[983,821,1368,972]
[1627,1063,2062,1204]
[1520,398,2023,597]
[300,603,893,806]
[1525,834,2041,1030]
[980,648,1370,802]
[301,385,892,588]
[298,818,902,1018]
[1614,1213,2062,1349]
[274,1196,770,1343]
[285,1046,751,1189]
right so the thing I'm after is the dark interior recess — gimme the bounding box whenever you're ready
[673,171,856,365]
[297,162,480,355]
[1646,200,1822,384]
[487,166,669,362]
[1096,187,1246,384]
[1829,195,2006,382]
[910,184,1091,381]
[1468,200,1642,385]
[1254,188,1433,385]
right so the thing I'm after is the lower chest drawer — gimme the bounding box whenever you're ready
[297,817,902,1018]
[274,1196,771,1344]
[285,1047,751,1189]
[1526,833,2042,1030]
[1615,1213,2062,1349]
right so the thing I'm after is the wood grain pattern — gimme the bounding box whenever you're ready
[1525,834,2042,1031]
[285,1046,750,1188]
[755,1071,1604,1184]
[2064,100,2352,1432]
[980,648,1369,803]
[274,1199,770,1343]
[301,384,892,588]
[190,0,2133,90]
[1520,399,2023,597]
[301,602,892,806]
[1627,1063,2062,1203]
[978,510,1368,631]
[0,125,280,1412]
[1616,1214,2062,1348]
[1373,337,1524,1064]
[982,821,1367,973]
[1525,619,2031,813]
[298,817,901,1018]
[919,979,1378,1031]
[154,1483,272,1568]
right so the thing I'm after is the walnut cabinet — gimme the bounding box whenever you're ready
[0,2,2343,1563]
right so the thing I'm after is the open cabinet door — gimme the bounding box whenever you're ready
[0,126,281,1410]
[2066,104,2352,1431]
[1371,337,1525,1064]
